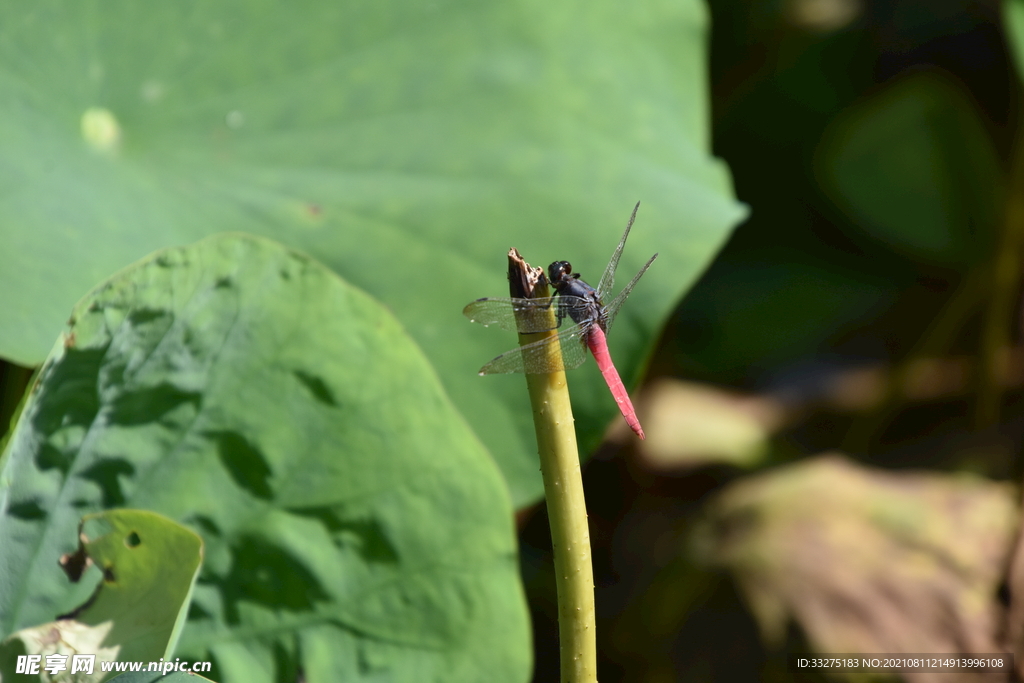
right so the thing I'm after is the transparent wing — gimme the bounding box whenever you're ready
[596,201,641,298]
[602,252,658,331]
[478,322,591,374]
[463,295,586,334]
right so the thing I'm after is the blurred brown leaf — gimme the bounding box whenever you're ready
[624,379,780,470]
[693,455,1018,682]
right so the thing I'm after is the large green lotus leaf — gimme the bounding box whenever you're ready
[815,71,1001,265]
[0,0,745,505]
[0,234,529,683]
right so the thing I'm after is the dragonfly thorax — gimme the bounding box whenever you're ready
[548,260,605,328]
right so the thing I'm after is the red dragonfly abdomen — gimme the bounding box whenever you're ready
[584,325,645,439]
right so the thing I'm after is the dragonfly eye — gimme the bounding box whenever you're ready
[548,260,572,282]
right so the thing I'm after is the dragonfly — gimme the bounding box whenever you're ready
[463,202,658,439]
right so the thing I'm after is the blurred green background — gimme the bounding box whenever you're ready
[4,0,1024,680]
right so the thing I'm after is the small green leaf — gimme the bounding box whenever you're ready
[0,509,202,683]
[0,234,529,682]
[69,510,202,663]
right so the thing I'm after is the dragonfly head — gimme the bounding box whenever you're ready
[547,261,578,288]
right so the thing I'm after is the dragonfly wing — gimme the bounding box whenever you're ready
[596,201,641,298]
[478,323,591,374]
[463,296,561,333]
[603,252,658,331]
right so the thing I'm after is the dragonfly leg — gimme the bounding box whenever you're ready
[555,301,570,327]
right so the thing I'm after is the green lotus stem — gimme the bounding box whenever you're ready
[507,250,596,683]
